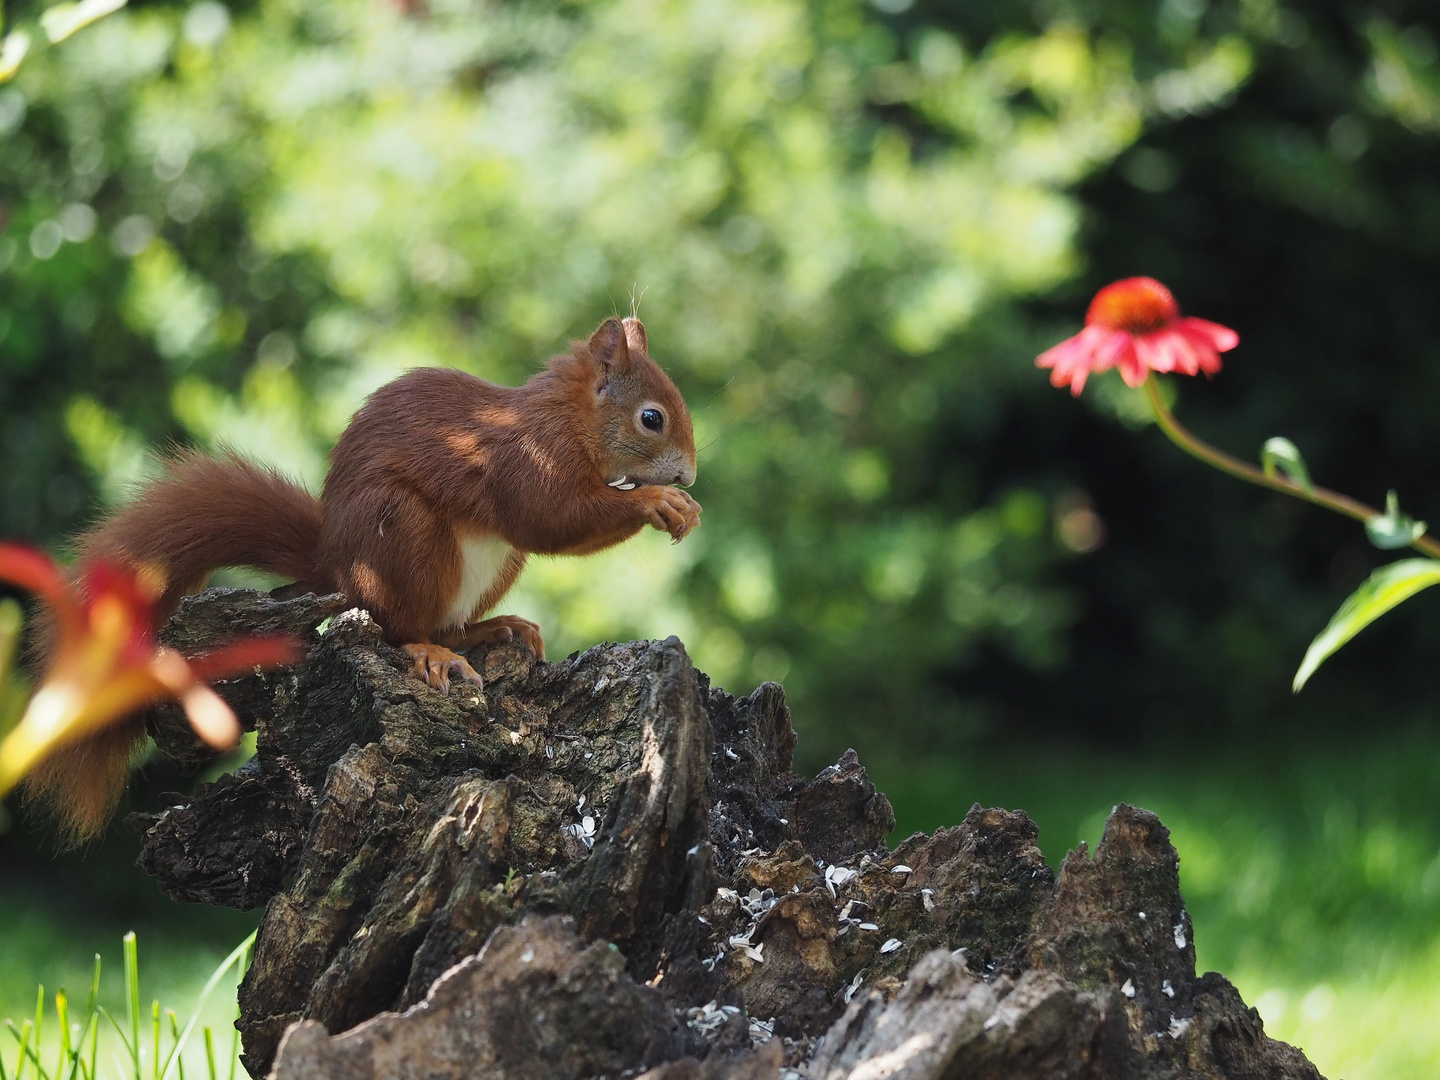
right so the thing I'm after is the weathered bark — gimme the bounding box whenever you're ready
[128,589,1324,1080]
[269,916,686,1080]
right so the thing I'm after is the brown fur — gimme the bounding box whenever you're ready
[30,318,699,844]
[24,720,147,849]
[76,449,325,618]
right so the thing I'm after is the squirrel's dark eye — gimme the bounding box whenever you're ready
[640,408,664,432]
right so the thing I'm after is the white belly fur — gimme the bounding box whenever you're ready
[443,534,514,629]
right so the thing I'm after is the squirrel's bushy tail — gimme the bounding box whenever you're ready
[25,449,324,846]
[74,449,324,611]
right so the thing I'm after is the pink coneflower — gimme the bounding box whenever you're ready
[1037,277,1239,395]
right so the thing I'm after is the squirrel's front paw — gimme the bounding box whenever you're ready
[642,487,702,543]
[402,643,483,694]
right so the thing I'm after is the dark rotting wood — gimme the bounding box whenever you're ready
[128,589,1324,1080]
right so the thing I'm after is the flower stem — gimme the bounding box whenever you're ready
[1142,375,1440,560]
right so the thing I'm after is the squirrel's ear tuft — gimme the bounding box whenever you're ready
[587,318,632,372]
[621,317,648,357]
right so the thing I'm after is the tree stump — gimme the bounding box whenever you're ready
[128,589,1324,1079]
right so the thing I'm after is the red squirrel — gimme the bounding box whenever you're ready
[27,316,700,844]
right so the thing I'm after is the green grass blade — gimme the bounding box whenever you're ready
[1294,558,1440,690]
[18,1041,48,1080]
[83,959,100,1023]
[55,991,69,1080]
[123,933,141,1080]
[75,956,100,1080]
[157,932,255,1080]
[31,985,43,1078]
[151,1001,160,1080]
[167,1013,185,1080]
[65,1014,96,1080]
[83,1010,97,1080]
[9,1018,31,1080]
[96,1007,133,1058]
[202,1030,215,1080]
[226,937,251,1080]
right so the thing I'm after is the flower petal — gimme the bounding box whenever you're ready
[0,544,82,638]
[1038,326,1108,395]
[1058,365,1088,396]
[0,668,166,797]
[82,559,163,641]
[1151,329,1205,375]
[1177,317,1239,353]
[1091,328,1132,373]
[1175,342,1205,375]
[148,649,236,747]
[1036,325,1107,372]
[150,646,255,748]
[1176,323,1228,374]
[1113,340,1149,387]
[0,683,83,796]
[186,636,302,683]
[1038,326,1136,396]
[1132,333,1174,375]
[0,544,68,601]
[180,684,242,749]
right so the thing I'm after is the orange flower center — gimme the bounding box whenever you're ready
[1086,277,1178,336]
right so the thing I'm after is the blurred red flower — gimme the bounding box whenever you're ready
[1037,277,1239,396]
[0,544,299,798]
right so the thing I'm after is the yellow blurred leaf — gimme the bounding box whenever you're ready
[0,31,31,82]
[41,0,126,44]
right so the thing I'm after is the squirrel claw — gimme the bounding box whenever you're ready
[402,643,483,694]
[455,615,546,660]
[643,486,701,543]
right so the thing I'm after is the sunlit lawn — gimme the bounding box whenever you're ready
[868,729,1440,1080]
[0,868,258,1078]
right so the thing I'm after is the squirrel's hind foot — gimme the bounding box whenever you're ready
[402,643,483,694]
[453,615,545,660]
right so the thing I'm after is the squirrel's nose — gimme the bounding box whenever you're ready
[675,464,696,487]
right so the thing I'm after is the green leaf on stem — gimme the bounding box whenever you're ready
[1294,557,1440,690]
[1365,489,1427,550]
[1261,437,1313,493]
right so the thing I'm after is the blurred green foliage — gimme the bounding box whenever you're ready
[3,0,1437,758]
[0,0,1257,744]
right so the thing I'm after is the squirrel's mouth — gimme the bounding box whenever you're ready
[605,458,696,489]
